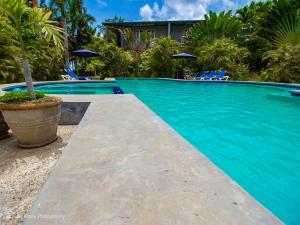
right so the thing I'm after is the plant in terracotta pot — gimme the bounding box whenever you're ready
[0,0,65,147]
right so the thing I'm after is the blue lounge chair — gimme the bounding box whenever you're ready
[200,70,216,80]
[213,70,229,80]
[64,68,91,80]
[195,70,208,80]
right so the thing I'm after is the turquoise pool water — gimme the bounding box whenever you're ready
[116,79,300,225]
[4,79,300,224]
[9,83,117,94]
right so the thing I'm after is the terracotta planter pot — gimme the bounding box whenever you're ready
[0,111,9,140]
[0,97,62,148]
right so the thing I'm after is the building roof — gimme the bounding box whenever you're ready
[102,20,201,27]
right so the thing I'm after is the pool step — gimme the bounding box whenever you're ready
[113,86,124,94]
[289,90,300,96]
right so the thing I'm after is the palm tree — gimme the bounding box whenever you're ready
[51,0,72,65]
[50,0,95,52]
[271,12,300,48]
[32,0,38,7]
[262,0,300,48]
[0,0,64,99]
[236,1,272,69]
[69,1,95,48]
[184,11,243,48]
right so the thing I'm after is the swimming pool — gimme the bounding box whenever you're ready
[3,79,300,224]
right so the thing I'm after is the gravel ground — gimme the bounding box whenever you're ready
[0,126,77,225]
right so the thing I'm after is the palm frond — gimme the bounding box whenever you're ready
[29,7,65,50]
[184,11,242,47]
[271,11,300,48]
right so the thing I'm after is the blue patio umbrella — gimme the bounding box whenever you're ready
[172,52,197,79]
[70,49,101,76]
[71,49,101,58]
[172,52,197,59]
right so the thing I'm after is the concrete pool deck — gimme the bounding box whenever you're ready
[19,94,282,225]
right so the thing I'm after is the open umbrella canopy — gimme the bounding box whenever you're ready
[71,49,101,58]
[172,52,197,59]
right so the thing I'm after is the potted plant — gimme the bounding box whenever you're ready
[0,0,65,147]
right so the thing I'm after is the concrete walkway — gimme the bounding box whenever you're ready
[23,94,282,225]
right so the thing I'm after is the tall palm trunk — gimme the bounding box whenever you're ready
[61,4,69,66]
[32,0,38,8]
[62,17,69,65]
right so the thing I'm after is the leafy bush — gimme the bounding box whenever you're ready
[0,0,64,85]
[140,37,180,77]
[195,38,251,80]
[26,39,64,81]
[236,1,272,70]
[0,13,23,82]
[0,91,45,103]
[83,37,134,78]
[261,44,300,83]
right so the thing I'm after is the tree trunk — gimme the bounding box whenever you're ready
[32,0,38,8]
[62,17,69,66]
[23,56,36,100]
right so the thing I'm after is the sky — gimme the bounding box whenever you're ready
[85,0,251,25]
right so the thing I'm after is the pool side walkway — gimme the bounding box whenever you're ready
[22,94,282,225]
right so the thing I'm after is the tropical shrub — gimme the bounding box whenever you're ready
[236,1,272,70]
[50,0,96,51]
[83,37,134,78]
[0,14,23,82]
[121,28,152,58]
[140,37,180,77]
[261,44,300,83]
[185,11,243,48]
[0,0,64,99]
[27,40,64,81]
[195,39,250,80]
[0,22,63,82]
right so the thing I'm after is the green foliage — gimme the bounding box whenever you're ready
[262,0,300,49]
[196,39,250,80]
[236,1,272,70]
[140,37,180,77]
[0,14,23,82]
[270,11,300,48]
[261,44,300,82]
[83,37,134,78]
[0,91,45,103]
[185,11,243,48]
[0,0,65,50]
[26,40,64,81]
[120,28,153,59]
[0,0,65,85]
[50,0,96,49]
